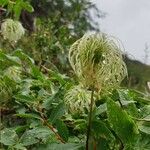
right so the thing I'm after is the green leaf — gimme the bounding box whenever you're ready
[117,89,134,102]
[50,70,68,85]
[92,120,114,140]
[49,103,65,124]
[134,134,150,150]
[138,117,150,134]
[0,0,9,6]
[0,128,18,146]
[20,127,53,146]
[107,98,139,147]
[42,96,54,110]
[131,90,150,104]
[74,119,86,131]
[31,65,45,80]
[14,94,35,103]
[36,143,84,150]
[138,123,150,135]
[96,103,107,115]
[115,89,139,117]
[14,125,28,133]
[13,1,22,20]
[15,113,42,120]
[96,137,110,150]
[13,143,27,150]
[43,86,65,110]
[140,105,150,118]
[55,119,69,142]
[0,51,21,67]
[13,50,34,65]
[22,1,34,12]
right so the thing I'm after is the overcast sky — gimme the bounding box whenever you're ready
[91,0,150,65]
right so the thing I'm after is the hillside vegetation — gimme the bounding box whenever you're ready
[124,56,150,92]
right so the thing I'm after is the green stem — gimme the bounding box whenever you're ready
[86,89,94,150]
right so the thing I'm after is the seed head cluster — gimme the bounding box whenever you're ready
[1,19,25,42]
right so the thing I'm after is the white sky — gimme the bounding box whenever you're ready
[91,0,150,64]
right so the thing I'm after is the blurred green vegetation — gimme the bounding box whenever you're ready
[0,0,102,72]
[123,56,150,92]
[1,0,149,93]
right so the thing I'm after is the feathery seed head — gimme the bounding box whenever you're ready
[69,33,127,92]
[64,85,92,114]
[1,19,25,42]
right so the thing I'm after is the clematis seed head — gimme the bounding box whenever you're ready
[1,19,25,42]
[64,85,92,114]
[68,33,127,92]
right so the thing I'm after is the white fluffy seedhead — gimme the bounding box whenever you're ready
[69,33,127,92]
[64,85,92,114]
[1,19,25,42]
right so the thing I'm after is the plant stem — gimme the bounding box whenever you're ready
[86,89,94,150]
[37,107,65,143]
[42,117,66,143]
